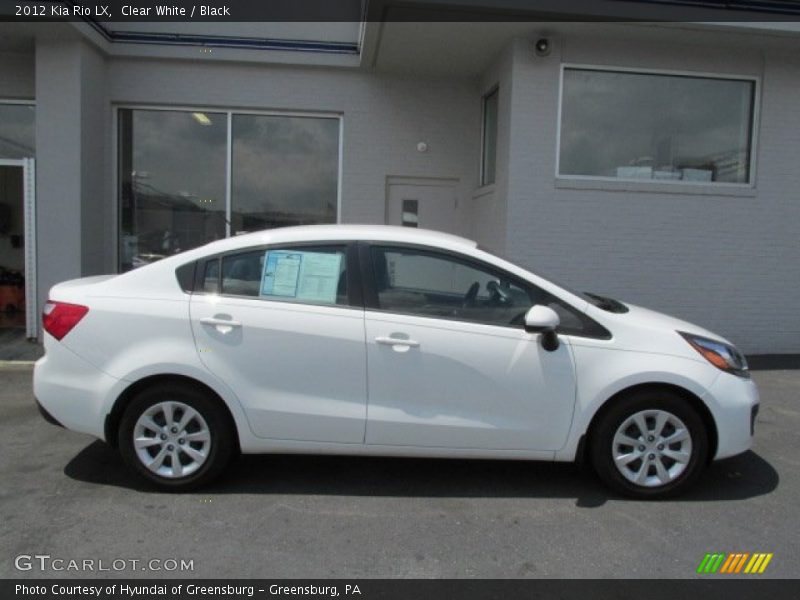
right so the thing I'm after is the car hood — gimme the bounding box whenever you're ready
[617,302,734,346]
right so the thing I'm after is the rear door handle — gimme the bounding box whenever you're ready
[200,317,242,332]
[375,336,420,348]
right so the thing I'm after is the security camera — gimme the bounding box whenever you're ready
[534,38,551,57]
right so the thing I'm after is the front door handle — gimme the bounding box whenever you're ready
[375,336,420,349]
[200,317,242,333]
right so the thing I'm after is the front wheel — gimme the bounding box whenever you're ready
[590,390,709,499]
[118,382,235,491]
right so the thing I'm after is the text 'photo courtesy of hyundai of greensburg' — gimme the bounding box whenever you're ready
[33,224,758,498]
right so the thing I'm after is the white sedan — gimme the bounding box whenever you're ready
[34,225,758,498]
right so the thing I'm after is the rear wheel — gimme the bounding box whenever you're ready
[118,382,235,491]
[590,390,709,499]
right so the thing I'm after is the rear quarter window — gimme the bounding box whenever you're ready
[175,261,196,293]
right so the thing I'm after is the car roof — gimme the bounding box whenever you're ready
[113,225,480,293]
[196,224,478,255]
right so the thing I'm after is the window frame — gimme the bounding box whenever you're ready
[480,86,499,187]
[113,104,343,273]
[359,241,609,339]
[192,241,363,310]
[555,63,760,190]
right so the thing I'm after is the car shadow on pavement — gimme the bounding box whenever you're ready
[64,441,778,507]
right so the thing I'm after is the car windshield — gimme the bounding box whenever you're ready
[476,244,628,313]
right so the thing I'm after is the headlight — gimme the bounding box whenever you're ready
[679,331,749,378]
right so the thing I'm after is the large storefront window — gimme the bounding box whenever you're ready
[118,108,340,272]
[558,68,756,185]
[118,109,227,271]
[231,114,338,233]
[0,103,35,158]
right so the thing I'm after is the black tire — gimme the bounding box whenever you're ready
[589,389,709,499]
[118,382,235,491]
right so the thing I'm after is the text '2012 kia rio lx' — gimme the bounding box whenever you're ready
[34,225,759,498]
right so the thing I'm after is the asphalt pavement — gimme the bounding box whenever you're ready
[0,364,797,578]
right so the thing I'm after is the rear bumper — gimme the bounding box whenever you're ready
[705,372,760,460]
[33,336,121,440]
[36,398,65,428]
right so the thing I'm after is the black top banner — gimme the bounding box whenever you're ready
[4,0,800,22]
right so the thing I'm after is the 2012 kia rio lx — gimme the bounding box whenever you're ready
[33,225,759,498]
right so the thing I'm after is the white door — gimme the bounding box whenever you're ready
[385,179,458,233]
[189,244,367,443]
[363,245,578,451]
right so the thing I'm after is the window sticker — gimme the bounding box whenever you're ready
[261,250,342,304]
[261,251,302,297]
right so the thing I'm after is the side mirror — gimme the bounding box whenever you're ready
[524,305,560,351]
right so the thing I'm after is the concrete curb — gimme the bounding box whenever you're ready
[0,361,35,368]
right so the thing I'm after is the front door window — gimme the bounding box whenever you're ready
[370,246,533,328]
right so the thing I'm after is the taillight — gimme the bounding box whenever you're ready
[42,301,89,340]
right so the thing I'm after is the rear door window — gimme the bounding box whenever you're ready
[219,246,349,307]
[202,259,220,294]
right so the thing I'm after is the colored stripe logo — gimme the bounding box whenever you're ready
[697,552,773,574]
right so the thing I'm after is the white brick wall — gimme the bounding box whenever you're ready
[497,36,800,353]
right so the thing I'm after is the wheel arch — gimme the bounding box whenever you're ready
[580,382,718,465]
[104,373,241,453]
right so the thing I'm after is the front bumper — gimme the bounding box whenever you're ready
[704,371,760,460]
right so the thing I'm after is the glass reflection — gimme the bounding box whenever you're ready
[231,114,338,233]
[118,109,227,271]
[0,104,35,158]
[559,69,754,184]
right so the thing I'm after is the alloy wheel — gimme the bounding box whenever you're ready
[132,401,212,479]
[611,409,693,488]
